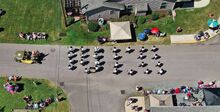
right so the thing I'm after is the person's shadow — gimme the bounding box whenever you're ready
[0,106,5,112]
[38,53,49,64]
[0,28,4,32]
[15,83,24,92]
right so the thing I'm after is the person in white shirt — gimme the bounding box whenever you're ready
[68,46,73,51]
[139,62,145,67]
[140,46,146,53]
[157,68,164,75]
[112,47,117,53]
[95,60,100,65]
[80,59,84,65]
[125,46,132,53]
[113,53,119,60]
[151,45,157,52]
[114,61,119,68]
[137,53,144,59]
[152,54,159,60]
[144,69,151,74]
[155,61,163,67]
[128,69,134,75]
[94,47,99,53]
[113,68,118,74]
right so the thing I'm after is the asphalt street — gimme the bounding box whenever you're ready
[1,42,220,112]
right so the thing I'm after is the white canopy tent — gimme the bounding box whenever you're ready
[110,21,132,40]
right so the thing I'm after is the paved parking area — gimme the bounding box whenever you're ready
[1,43,220,112]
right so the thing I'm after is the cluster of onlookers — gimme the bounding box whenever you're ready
[135,80,219,107]
[197,80,217,88]
[194,31,210,41]
[19,32,48,40]
[3,74,22,94]
[23,93,65,110]
[23,95,56,110]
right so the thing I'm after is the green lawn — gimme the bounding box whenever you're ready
[0,0,62,44]
[0,77,69,112]
[137,0,220,35]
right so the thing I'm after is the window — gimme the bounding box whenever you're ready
[127,5,133,10]
[110,10,115,14]
[160,2,167,9]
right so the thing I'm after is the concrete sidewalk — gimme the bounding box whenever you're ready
[171,29,219,44]
[170,0,212,44]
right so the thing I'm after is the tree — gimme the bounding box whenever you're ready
[88,22,99,32]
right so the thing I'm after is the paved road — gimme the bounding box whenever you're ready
[1,42,220,112]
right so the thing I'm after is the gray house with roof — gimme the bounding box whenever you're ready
[81,1,125,20]
[80,0,192,20]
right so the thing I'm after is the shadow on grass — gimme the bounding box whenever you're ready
[16,83,24,92]
[0,106,5,112]
[0,28,4,32]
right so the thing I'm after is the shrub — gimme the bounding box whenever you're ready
[163,17,174,25]
[137,16,146,25]
[66,16,75,26]
[167,10,172,16]
[151,12,160,21]
[88,22,99,32]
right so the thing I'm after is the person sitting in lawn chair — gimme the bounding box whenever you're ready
[8,74,22,82]
[3,82,18,94]
[160,32,166,37]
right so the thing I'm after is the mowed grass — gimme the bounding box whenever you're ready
[0,77,69,112]
[137,0,220,35]
[0,0,220,45]
[0,0,62,44]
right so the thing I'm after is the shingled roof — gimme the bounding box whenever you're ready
[150,106,220,112]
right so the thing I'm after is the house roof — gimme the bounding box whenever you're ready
[103,1,125,10]
[110,21,132,40]
[81,0,125,14]
[150,106,220,112]
[147,0,175,11]
[117,0,148,5]
[149,94,174,107]
[176,0,193,2]
[135,2,148,12]
[203,88,220,106]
